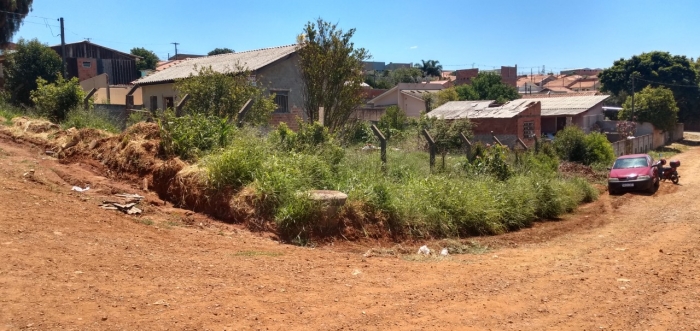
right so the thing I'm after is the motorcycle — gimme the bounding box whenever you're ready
[653,158,681,184]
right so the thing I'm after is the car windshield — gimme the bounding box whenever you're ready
[613,157,648,169]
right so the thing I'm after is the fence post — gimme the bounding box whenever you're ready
[236,99,253,127]
[422,129,436,170]
[84,88,97,110]
[175,94,190,117]
[517,138,529,151]
[370,124,387,167]
[460,133,472,161]
[491,131,503,146]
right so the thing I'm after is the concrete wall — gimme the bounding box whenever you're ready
[257,53,304,118]
[141,83,178,111]
[599,121,684,149]
[401,95,428,118]
[80,73,109,91]
[93,86,143,105]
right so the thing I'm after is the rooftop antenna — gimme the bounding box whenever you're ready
[171,42,179,60]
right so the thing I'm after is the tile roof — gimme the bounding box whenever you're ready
[519,95,610,116]
[427,99,539,119]
[401,89,440,100]
[134,44,298,85]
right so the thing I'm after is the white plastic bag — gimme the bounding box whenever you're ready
[440,248,449,256]
[417,245,431,255]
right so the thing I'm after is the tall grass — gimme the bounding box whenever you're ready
[197,125,599,242]
[61,108,120,133]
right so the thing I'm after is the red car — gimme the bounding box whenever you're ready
[608,154,659,194]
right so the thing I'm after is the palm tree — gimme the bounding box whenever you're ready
[414,59,443,78]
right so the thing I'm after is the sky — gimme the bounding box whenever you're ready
[11,0,700,74]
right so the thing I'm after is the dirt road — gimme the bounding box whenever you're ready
[2,137,700,330]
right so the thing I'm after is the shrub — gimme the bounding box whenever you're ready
[31,75,86,122]
[554,126,587,163]
[158,111,236,160]
[377,105,408,140]
[583,132,615,166]
[126,110,150,127]
[61,108,120,133]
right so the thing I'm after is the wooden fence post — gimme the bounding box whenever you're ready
[517,138,529,151]
[491,131,503,146]
[236,99,253,127]
[422,129,436,170]
[175,94,190,117]
[84,88,97,110]
[370,124,387,166]
[460,133,472,161]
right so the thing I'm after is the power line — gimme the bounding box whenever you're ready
[0,9,55,20]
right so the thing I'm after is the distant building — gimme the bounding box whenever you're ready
[454,65,518,87]
[428,99,542,148]
[560,68,602,76]
[50,41,140,85]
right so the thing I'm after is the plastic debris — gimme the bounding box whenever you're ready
[440,248,449,256]
[417,245,431,255]
[71,185,90,192]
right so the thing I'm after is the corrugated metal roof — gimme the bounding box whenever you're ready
[521,95,609,116]
[400,89,440,100]
[427,99,538,119]
[134,44,298,85]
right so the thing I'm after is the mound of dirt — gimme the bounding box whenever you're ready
[12,117,60,133]
[559,161,607,181]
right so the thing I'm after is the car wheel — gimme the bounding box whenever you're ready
[647,181,656,194]
[608,186,617,195]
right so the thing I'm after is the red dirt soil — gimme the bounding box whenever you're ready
[2,134,700,330]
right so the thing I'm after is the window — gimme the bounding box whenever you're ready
[82,61,92,68]
[523,121,535,138]
[272,90,289,113]
[149,96,158,111]
[163,97,174,110]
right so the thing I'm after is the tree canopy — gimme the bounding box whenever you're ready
[0,0,32,47]
[620,86,679,132]
[598,51,700,124]
[414,59,442,77]
[297,18,370,132]
[130,47,159,71]
[208,48,234,56]
[454,73,520,103]
[174,65,276,125]
[4,38,62,105]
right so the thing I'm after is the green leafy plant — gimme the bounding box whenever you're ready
[158,110,236,160]
[31,75,86,122]
[61,108,120,133]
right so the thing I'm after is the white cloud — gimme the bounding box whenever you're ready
[409,46,418,49]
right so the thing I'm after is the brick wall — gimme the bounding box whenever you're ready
[269,106,303,131]
[470,102,541,148]
[455,69,479,86]
[500,66,517,88]
[76,58,97,81]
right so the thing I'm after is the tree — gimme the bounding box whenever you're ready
[414,59,442,77]
[620,86,679,132]
[377,105,407,139]
[4,38,62,105]
[454,73,520,103]
[208,48,234,56]
[389,67,422,84]
[598,51,700,124]
[130,47,159,71]
[297,18,370,132]
[174,65,276,125]
[30,75,85,121]
[0,0,32,46]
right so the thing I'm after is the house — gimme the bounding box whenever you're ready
[519,94,609,134]
[560,68,602,76]
[427,99,541,147]
[168,54,204,61]
[454,65,518,87]
[133,44,303,129]
[50,41,140,85]
[367,82,445,118]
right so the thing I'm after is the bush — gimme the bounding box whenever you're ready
[554,126,587,163]
[31,75,86,122]
[126,110,150,127]
[377,105,408,140]
[555,126,615,166]
[583,132,615,166]
[61,108,120,133]
[158,111,236,160]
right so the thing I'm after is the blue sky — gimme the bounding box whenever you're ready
[12,0,700,74]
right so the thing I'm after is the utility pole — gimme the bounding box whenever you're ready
[171,42,179,60]
[59,17,66,78]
